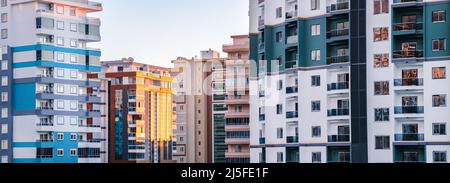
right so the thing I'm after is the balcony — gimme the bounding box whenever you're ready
[393,0,424,7]
[327,82,349,91]
[394,106,424,114]
[327,1,350,14]
[286,147,300,163]
[259,137,265,144]
[395,134,424,141]
[286,111,299,119]
[259,114,265,121]
[285,11,298,19]
[286,86,298,94]
[286,136,299,143]
[286,35,298,45]
[327,55,349,65]
[223,43,248,52]
[328,135,350,143]
[393,50,424,59]
[225,95,249,105]
[394,78,423,87]
[394,145,425,163]
[393,22,423,35]
[258,17,265,28]
[327,109,349,117]
[285,60,297,69]
[258,43,265,52]
[327,29,350,42]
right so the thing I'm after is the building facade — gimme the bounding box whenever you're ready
[223,35,251,163]
[103,58,175,163]
[249,0,450,163]
[172,52,224,163]
[0,0,105,163]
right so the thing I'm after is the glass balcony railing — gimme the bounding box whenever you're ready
[286,136,299,143]
[393,50,424,59]
[327,28,350,38]
[285,60,297,69]
[327,1,350,13]
[286,111,299,119]
[394,106,424,114]
[327,55,349,65]
[327,82,349,91]
[395,133,425,141]
[328,135,350,142]
[393,0,423,3]
[394,78,423,86]
[259,137,266,144]
[259,114,266,121]
[286,86,298,94]
[327,109,350,117]
[393,22,423,32]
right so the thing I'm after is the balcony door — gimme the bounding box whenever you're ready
[337,73,349,83]
[403,152,419,162]
[338,126,350,135]
[402,15,417,24]
[402,124,419,141]
[337,99,349,110]
[402,96,418,106]
[401,42,417,57]
[402,69,418,85]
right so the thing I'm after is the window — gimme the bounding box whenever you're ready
[70,23,77,32]
[311,0,319,10]
[1,0,7,7]
[1,92,7,102]
[1,124,7,134]
[374,0,389,15]
[56,5,64,14]
[57,69,64,77]
[311,75,320,87]
[433,123,447,135]
[56,21,64,30]
[70,55,77,63]
[57,101,64,109]
[432,39,446,51]
[56,37,64,46]
[311,24,320,36]
[70,133,77,140]
[312,126,321,137]
[70,70,77,78]
[276,7,282,18]
[1,60,7,70]
[70,8,76,16]
[1,13,7,23]
[373,27,389,42]
[375,136,390,149]
[70,39,77,47]
[432,10,446,23]
[57,85,64,93]
[57,52,65,61]
[57,149,64,156]
[311,101,321,112]
[433,95,446,107]
[1,156,7,163]
[374,54,389,68]
[277,80,283,90]
[277,152,284,163]
[375,108,389,121]
[70,117,77,125]
[70,101,77,110]
[1,29,7,39]
[1,108,7,118]
[70,149,77,156]
[276,32,282,43]
[1,140,7,150]
[276,104,283,115]
[311,49,320,61]
[432,67,446,79]
[277,128,283,139]
[374,81,389,95]
[312,152,321,163]
[70,86,77,94]
[57,133,64,141]
[1,76,7,86]
[433,151,447,163]
[57,116,64,125]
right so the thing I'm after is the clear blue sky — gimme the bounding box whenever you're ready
[91,0,249,67]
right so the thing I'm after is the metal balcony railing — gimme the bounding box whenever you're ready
[393,50,424,59]
[328,135,350,142]
[286,111,299,118]
[393,22,423,32]
[327,109,350,117]
[327,55,349,65]
[286,136,299,143]
[327,28,349,38]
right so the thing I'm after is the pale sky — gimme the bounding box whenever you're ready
[91,0,250,68]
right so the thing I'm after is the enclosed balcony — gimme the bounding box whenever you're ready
[394,106,424,114]
[286,147,300,163]
[285,0,298,20]
[286,121,299,143]
[392,0,424,7]
[286,111,298,119]
[394,145,425,163]
[392,6,424,61]
[327,42,349,65]
[327,146,350,163]
[326,0,350,14]
[285,48,298,69]
[326,15,349,43]
[286,86,298,94]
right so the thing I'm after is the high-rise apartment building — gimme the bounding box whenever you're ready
[102,58,175,163]
[172,51,224,163]
[249,0,450,163]
[223,35,251,163]
[0,0,104,163]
